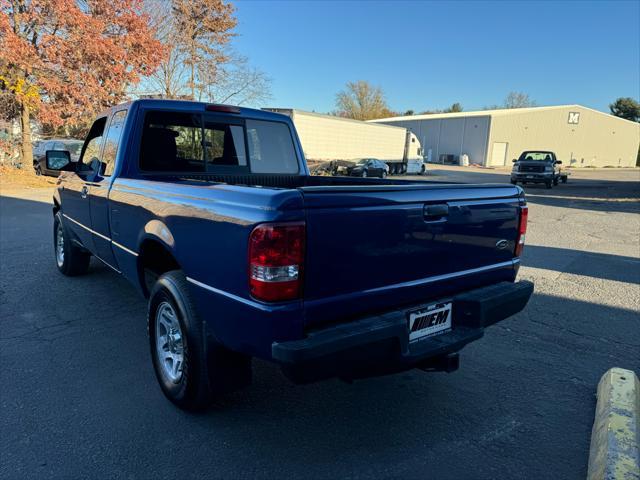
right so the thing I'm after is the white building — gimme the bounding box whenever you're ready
[370,105,640,167]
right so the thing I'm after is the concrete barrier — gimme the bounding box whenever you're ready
[588,368,640,480]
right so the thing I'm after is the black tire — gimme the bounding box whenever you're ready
[381,170,387,179]
[361,170,368,178]
[148,271,251,410]
[553,176,559,186]
[149,270,213,410]
[34,165,41,176]
[420,164,426,175]
[545,180,553,189]
[561,176,568,184]
[54,212,91,276]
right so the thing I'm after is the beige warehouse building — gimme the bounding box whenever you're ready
[370,105,640,167]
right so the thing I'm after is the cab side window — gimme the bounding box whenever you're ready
[79,117,107,175]
[101,110,128,177]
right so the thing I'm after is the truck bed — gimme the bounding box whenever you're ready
[121,173,524,332]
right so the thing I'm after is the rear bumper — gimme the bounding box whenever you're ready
[272,280,534,383]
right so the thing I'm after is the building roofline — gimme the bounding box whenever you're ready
[262,108,408,130]
[368,104,640,126]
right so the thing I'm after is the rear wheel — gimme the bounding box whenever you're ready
[381,170,387,179]
[361,170,368,178]
[53,212,91,276]
[148,270,251,411]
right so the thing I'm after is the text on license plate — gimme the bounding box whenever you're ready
[408,302,452,342]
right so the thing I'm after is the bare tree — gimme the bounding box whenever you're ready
[335,81,391,120]
[503,92,537,109]
[172,0,237,99]
[136,0,270,105]
[199,53,271,106]
[140,0,190,99]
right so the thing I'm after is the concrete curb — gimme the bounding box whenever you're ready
[588,368,640,480]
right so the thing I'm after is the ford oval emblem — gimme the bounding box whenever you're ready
[495,239,509,250]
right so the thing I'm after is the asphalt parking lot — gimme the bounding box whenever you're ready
[1,167,639,479]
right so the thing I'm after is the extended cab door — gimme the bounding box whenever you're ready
[59,117,107,253]
[86,109,128,269]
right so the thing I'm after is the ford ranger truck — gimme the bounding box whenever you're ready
[46,100,533,410]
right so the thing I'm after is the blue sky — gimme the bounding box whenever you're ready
[232,0,640,113]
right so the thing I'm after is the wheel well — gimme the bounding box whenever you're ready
[138,239,180,297]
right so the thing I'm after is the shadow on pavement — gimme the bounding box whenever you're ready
[190,291,639,478]
[522,245,640,284]
[1,189,639,479]
[523,178,640,214]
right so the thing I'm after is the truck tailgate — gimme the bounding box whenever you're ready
[299,184,523,327]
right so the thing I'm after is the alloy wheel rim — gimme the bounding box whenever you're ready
[56,224,64,267]
[155,302,184,383]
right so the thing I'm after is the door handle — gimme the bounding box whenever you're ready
[81,186,89,199]
[424,204,449,222]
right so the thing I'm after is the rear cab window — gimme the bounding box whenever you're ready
[138,110,299,175]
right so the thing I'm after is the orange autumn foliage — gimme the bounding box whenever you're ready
[0,0,164,128]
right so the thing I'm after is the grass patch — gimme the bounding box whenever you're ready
[0,165,57,190]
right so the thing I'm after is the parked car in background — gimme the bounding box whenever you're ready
[510,150,568,188]
[34,139,83,176]
[46,99,533,410]
[349,158,390,178]
[32,140,44,157]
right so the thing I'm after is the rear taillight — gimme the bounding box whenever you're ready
[515,205,528,257]
[249,222,305,302]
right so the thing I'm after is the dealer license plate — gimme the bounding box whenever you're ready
[407,302,452,342]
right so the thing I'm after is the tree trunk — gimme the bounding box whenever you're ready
[20,100,33,170]
[190,61,195,100]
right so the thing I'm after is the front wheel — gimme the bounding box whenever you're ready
[545,180,553,189]
[361,170,368,178]
[53,212,91,276]
[381,170,387,179]
[553,176,559,186]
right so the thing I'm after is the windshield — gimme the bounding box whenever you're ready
[519,152,554,162]
[355,159,368,165]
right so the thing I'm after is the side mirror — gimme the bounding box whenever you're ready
[555,160,562,165]
[512,159,518,163]
[46,150,73,171]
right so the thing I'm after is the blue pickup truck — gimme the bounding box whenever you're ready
[47,99,533,410]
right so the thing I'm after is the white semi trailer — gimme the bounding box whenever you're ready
[263,108,425,174]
